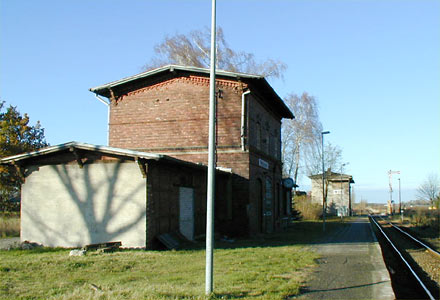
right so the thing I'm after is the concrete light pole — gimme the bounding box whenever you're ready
[321,131,330,232]
[340,163,349,217]
[398,178,403,223]
[206,0,216,295]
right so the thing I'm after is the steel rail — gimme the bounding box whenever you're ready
[370,216,435,300]
[379,217,440,258]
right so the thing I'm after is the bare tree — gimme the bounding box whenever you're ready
[144,27,287,79]
[417,173,440,208]
[306,142,344,212]
[281,93,322,187]
[305,140,343,177]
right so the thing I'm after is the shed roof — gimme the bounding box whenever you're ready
[0,142,161,164]
[0,142,232,173]
[89,65,294,119]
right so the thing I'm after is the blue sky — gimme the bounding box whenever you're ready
[1,0,439,203]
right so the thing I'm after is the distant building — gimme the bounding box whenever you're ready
[309,171,355,216]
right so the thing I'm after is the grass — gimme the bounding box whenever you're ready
[0,220,347,300]
[0,213,20,238]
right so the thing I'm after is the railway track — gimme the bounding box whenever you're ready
[370,215,439,300]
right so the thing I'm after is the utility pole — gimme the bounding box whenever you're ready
[205,0,216,295]
[398,178,403,223]
[388,170,400,215]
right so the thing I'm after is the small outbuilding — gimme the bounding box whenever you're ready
[309,171,355,216]
[1,142,233,249]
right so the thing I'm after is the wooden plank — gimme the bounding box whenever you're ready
[83,241,122,251]
[157,233,180,250]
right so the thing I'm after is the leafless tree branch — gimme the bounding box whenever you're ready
[143,27,287,79]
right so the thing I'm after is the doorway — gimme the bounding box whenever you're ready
[264,177,274,233]
[179,187,194,241]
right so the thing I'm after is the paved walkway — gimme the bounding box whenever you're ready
[297,217,395,299]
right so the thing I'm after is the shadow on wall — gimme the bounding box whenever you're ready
[22,162,146,248]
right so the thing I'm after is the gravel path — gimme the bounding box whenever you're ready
[380,221,440,289]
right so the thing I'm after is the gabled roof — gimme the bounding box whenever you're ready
[0,142,161,164]
[0,141,232,174]
[90,65,262,92]
[309,172,355,184]
[89,65,294,119]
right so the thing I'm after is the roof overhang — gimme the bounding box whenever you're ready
[0,142,233,175]
[0,142,165,165]
[0,142,162,165]
[89,65,294,119]
[89,65,262,94]
[309,172,355,184]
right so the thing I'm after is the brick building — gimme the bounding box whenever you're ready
[90,65,294,235]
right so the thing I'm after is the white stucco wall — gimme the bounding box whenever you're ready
[21,162,147,248]
[310,178,351,215]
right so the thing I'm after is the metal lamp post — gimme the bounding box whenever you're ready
[340,162,349,217]
[206,0,216,295]
[321,131,330,232]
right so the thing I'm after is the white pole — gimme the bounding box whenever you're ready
[321,133,326,232]
[206,0,216,295]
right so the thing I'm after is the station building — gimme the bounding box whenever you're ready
[1,65,295,248]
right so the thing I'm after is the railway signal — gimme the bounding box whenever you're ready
[388,170,400,214]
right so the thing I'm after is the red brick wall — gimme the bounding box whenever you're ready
[109,73,287,236]
[247,93,282,161]
[109,75,244,153]
[145,160,235,248]
[246,93,285,234]
[248,152,284,234]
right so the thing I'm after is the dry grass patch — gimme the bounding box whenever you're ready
[0,214,20,238]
